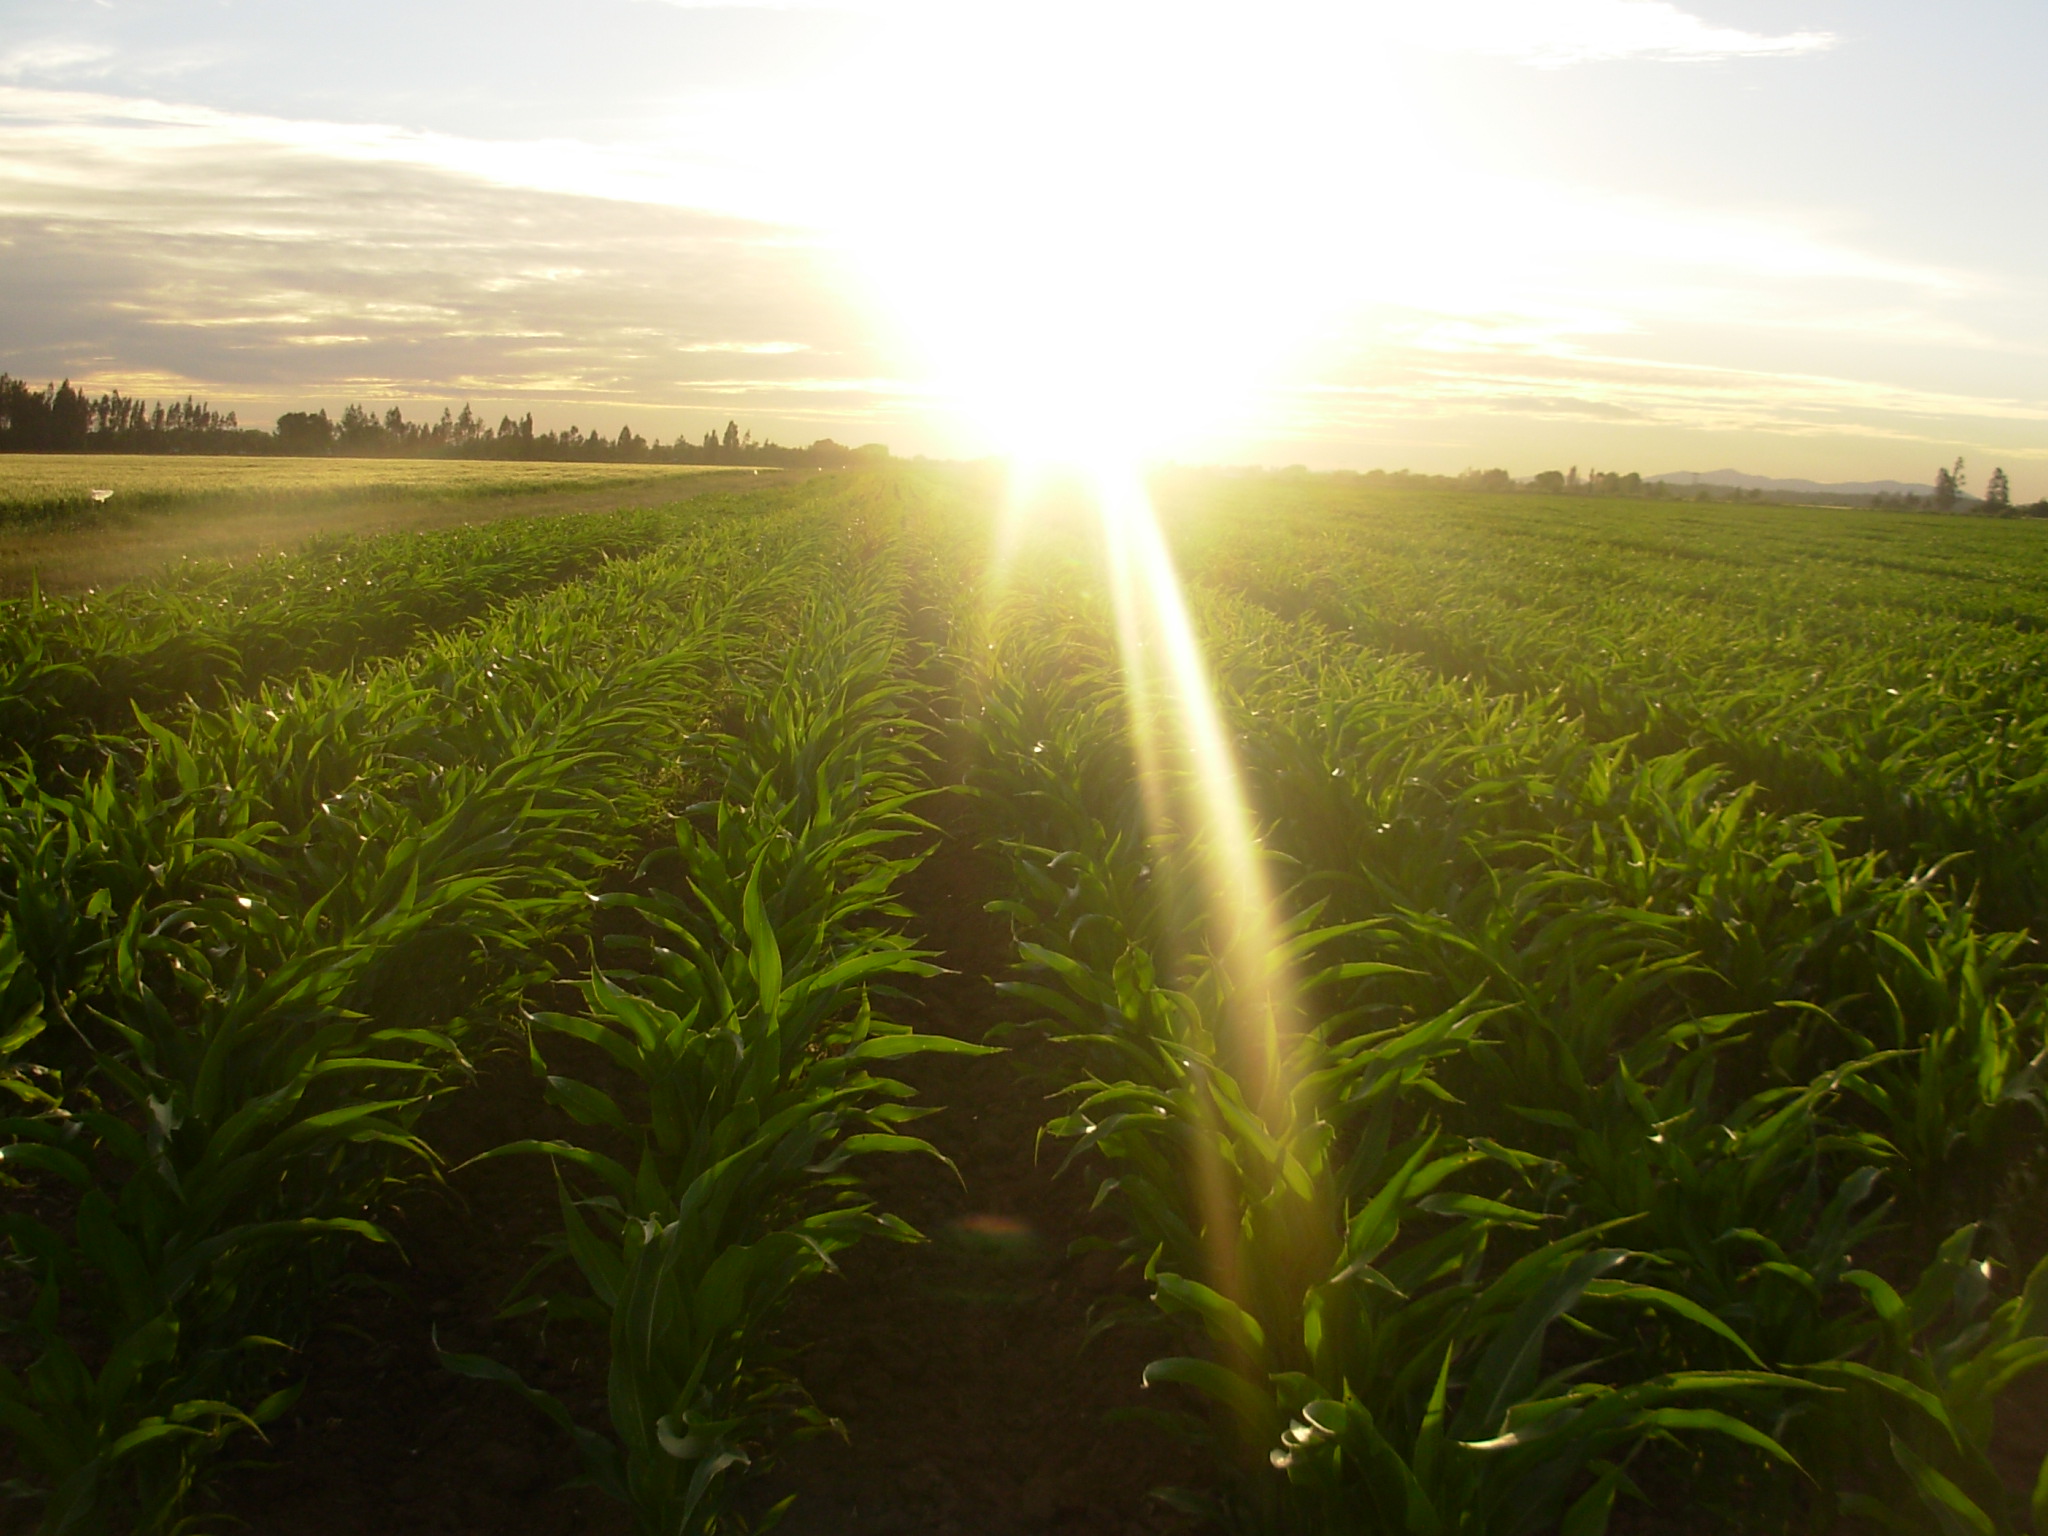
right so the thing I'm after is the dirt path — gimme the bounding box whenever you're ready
[746,812,1206,1535]
[0,468,796,594]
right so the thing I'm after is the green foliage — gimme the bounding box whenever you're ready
[8,463,2047,1535]
[448,552,994,1533]
[0,495,865,1531]
[1172,478,2048,930]
[970,496,2048,1533]
[0,501,721,771]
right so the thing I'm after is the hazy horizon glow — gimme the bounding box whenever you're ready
[4,0,2046,492]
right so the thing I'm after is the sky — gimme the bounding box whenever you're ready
[2,0,2045,491]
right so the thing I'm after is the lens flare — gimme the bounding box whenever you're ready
[987,455,1307,1324]
[1089,465,1298,1097]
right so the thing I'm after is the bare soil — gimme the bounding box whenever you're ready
[744,830,1209,1536]
[214,806,1208,1535]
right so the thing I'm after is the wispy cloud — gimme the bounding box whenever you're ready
[0,86,794,221]
[0,41,115,81]
[0,87,897,437]
[637,0,1835,68]
[1,3,2034,482]
[1271,315,2048,478]
[1402,0,1835,67]
[676,340,811,354]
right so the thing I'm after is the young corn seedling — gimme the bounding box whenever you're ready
[0,510,855,1531]
[449,574,993,1534]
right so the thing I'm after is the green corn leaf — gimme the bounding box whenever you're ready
[1635,1408,1804,1473]
[1805,1361,1960,1446]
[1580,1280,1766,1366]
[1154,1273,1267,1356]
[1142,1356,1276,1440]
[436,1337,626,1502]
[1559,1461,1625,1536]
[844,1033,1000,1060]
[545,1075,630,1131]
[743,855,783,1022]
[1887,1431,1995,1536]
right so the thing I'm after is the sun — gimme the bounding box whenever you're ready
[817,1,1417,472]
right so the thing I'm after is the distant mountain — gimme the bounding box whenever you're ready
[1650,469,1933,497]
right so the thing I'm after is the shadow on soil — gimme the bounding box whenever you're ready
[216,798,1207,1535]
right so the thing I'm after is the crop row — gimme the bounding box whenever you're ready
[0,499,735,775]
[0,480,927,1532]
[970,527,2048,1533]
[1171,482,2048,929]
[445,554,984,1530]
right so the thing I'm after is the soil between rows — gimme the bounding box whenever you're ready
[744,826,1207,1536]
[217,805,1207,1534]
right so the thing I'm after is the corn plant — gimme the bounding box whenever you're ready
[1169,478,2048,930]
[448,565,994,1533]
[1801,1225,2048,1535]
[0,504,861,1531]
[968,585,1805,1533]
[0,500,719,776]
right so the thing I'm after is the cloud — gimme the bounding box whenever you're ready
[1398,1,1834,66]
[0,88,905,437]
[633,0,1834,68]
[676,340,810,354]
[0,41,116,81]
[1289,326,2048,451]
[0,85,801,223]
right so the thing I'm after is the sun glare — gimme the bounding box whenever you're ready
[819,1,1423,470]
[840,1,1350,1105]
[828,8,1405,1296]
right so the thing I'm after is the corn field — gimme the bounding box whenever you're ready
[2,465,2044,1535]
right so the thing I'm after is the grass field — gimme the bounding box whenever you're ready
[1,463,2044,1536]
[0,454,757,518]
[0,456,790,595]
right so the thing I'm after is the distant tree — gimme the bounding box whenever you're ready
[1934,466,1955,510]
[1,371,858,468]
[50,382,90,450]
[275,409,334,455]
[338,403,385,452]
[1986,466,2011,510]
[1567,466,1579,490]
[0,378,91,451]
[1531,470,1565,494]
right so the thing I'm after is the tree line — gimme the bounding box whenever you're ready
[1325,466,1744,501]
[1871,457,2044,515]
[0,375,884,469]
[1323,459,2046,514]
